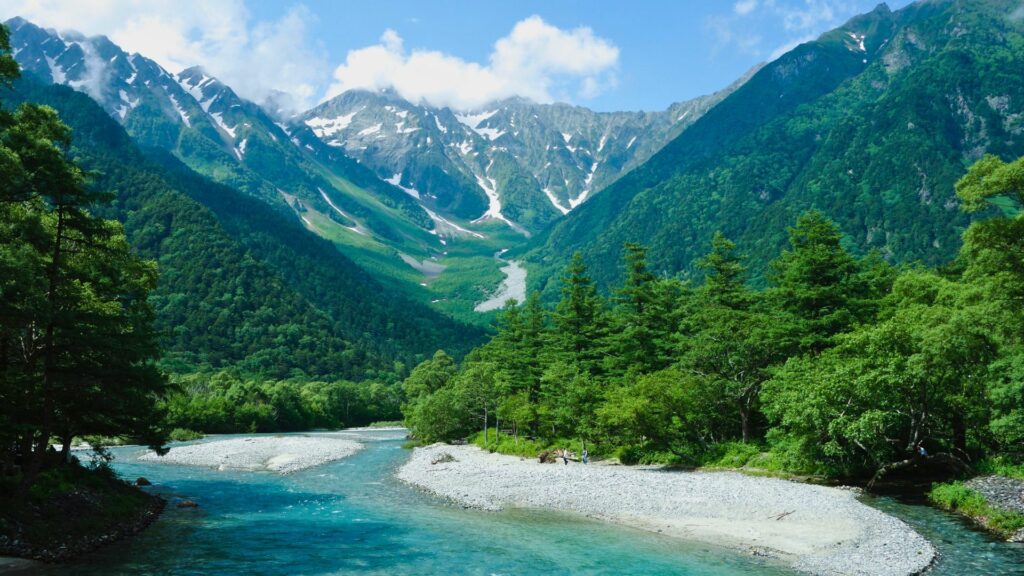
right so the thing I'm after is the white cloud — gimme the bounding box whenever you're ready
[774,0,838,32]
[734,1,759,16]
[324,16,619,110]
[708,1,883,62]
[1,0,327,112]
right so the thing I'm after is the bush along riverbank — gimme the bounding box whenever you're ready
[929,476,1024,542]
[0,461,165,562]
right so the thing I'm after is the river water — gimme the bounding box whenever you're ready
[45,431,1024,575]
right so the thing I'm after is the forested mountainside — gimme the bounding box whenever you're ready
[299,73,754,233]
[526,0,1024,292]
[5,17,450,270]
[7,75,483,380]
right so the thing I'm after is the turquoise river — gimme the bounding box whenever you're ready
[38,431,1024,575]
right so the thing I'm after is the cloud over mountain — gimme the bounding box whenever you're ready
[324,16,619,110]
[1,0,327,113]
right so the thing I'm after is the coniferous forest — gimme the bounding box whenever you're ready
[404,165,1024,487]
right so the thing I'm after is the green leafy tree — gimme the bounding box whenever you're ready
[763,271,995,477]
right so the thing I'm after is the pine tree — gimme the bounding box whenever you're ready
[768,210,861,353]
[552,252,606,371]
[0,27,167,485]
[696,231,748,309]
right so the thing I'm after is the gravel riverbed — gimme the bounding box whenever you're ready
[140,435,363,474]
[398,444,935,576]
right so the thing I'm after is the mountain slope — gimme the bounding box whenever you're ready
[5,17,452,257]
[298,77,752,234]
[527,0,1024,291]
[7,74,483,378]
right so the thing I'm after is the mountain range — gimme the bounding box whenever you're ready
[6,15,753,319]
[6,0,1024,368]
[525,0,1024,291]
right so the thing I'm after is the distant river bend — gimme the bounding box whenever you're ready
[474,249,527,312]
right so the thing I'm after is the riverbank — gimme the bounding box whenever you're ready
[399,444,935,576]
[0,463,164,563]
[929,476,1024,542]
[140,435,363,474]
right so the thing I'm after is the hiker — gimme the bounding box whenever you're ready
[562,449,569,465]
[582,448,589,464]
[917,445,928,457]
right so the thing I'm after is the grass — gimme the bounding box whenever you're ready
[975,456,1024,480]
[929,481,1024,538]
[367,420,404,428]
[168,428,204,442]
[470,429,550,458]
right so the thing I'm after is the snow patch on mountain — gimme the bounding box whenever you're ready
[318,188,369,236]
[210,111,236,138]
[542,187,571,215]
[358,123,382,137]
[472,160,529,236]
[168,94,191,127]
[305,108,362,137]
[44,55,66,84]
[385,173,421,199]
[455,110,498,130]
[423,206,485,239]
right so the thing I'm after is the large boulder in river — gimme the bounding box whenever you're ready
[176,500,199,509]
[135,477,151,486]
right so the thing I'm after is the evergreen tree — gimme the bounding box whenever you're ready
[768,210,861,353]
[697,232,748,309]
[0,28,167,484]
[552,252,606,370]
[607,243,661,374]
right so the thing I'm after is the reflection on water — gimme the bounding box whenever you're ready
[46,431,1024,575]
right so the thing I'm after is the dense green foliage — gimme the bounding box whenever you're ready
[0,27,166,487]
[4,74,483,381]
[528,0,1024,293]
[405,154,1024,479]
[161,371,401,434]
[929,482,1024,537]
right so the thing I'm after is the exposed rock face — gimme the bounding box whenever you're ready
[297,70,757,232]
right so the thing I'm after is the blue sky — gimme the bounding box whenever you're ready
[6,0,912,112]
[247,0,912,111]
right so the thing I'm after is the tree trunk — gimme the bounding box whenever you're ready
[740,405,750,444]
[952,414,968,458]
[59,430,73,463]
[24,203,66,488]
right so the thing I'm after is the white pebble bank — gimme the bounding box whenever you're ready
[140,435,362,474]
[398,444,934,576]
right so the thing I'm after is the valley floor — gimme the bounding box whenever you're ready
[398,444,935,576]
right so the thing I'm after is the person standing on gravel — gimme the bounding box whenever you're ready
[582,449,589,464]
[562,449,569,465]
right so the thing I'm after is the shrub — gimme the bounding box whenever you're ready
[929,482,1024,538]
[168,428,204,442]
